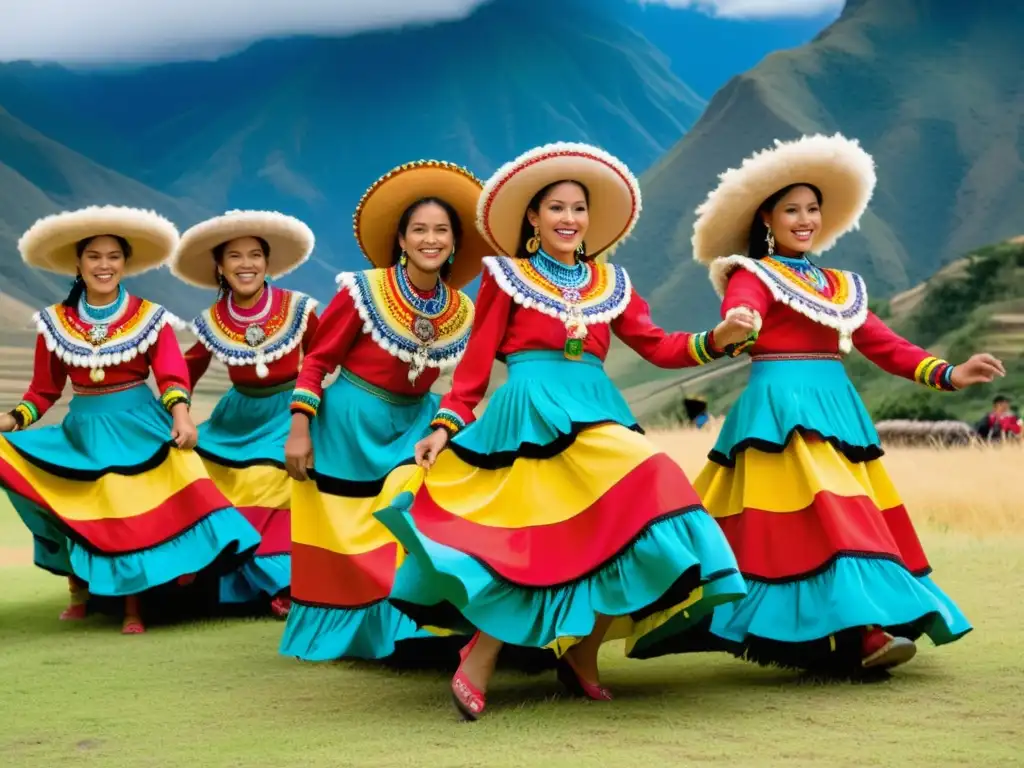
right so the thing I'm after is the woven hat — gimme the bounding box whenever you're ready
[172,210,314,289]
[353,160,489,291]
[477,142,642,260]
[19,205,179,276]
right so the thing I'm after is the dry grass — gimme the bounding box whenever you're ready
[648,424,1024,536]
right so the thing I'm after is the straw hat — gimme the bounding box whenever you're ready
[353,160,489,291]
[171,210,315,289]
[18,205,179,276]
[692,133,876,271]
[477,142,642,260]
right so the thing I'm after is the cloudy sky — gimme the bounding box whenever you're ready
[0,0,845,63]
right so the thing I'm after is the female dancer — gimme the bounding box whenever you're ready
[0,205,260,633]
[374,142,756,720]
[278,160,488,662]
[173,211,319,618]
[685,133,1003,675]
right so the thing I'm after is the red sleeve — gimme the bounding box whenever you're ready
[610,288,725,368]
[290,291,363,419]
[852,312,956,391]
[149,323,193,411]
[11,335,67,428]
[184,341,213,388]
[722,268,773,318]
[301,309,320,354]
[431,270,511,435]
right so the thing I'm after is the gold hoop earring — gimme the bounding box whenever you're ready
[765,226,775,257]
[400,250,408,266]
[525,226,541,254]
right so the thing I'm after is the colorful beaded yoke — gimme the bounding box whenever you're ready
[34,297,181,370]
[191,290,317,367]
[336,267,474,369]
[484,255,632,325]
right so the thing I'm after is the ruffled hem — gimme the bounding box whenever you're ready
[219,554,290,604]
[705,557,971,671]
[279,600,430,661]
[375,496,746,655]
[67,507,261,597]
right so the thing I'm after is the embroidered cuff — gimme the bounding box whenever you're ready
[688,331,727,365]
[290,388,321,419]
[11,402,39,429]
[914,357,956,392]
[160,386,191,412]
[430,408,465,437]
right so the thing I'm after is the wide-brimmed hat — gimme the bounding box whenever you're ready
[171,210,315,289]
[477,142,642,260]
[692,133,876,270]
[18,205,179,276]
[353,160,489,291]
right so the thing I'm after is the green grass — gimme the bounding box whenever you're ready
[1,507,1022,767]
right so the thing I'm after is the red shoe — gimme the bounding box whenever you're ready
[270,596,291,619]
[556,652,613,701]
[861,626,916,669]
[122,616,146,635]
[451,632,486,721]
[60,602,88,621]
[176,573,197,587]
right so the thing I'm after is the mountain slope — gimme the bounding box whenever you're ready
[615,0,1024,332]
[0,0,707,302]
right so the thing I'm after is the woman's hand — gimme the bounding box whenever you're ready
[0,413,16,433]
[950,353,1005,389]
[285,415,315,481]
[712,307,759,349]
[414,428,450,470]
[170,405,198,450]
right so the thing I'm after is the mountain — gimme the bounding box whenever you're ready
[0,0,707,314]
[615,0,1024,333]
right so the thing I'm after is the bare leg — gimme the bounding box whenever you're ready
[451,631,502,720]
[565,613,614,684]
[59,576,89,620]
[122,595,145,634]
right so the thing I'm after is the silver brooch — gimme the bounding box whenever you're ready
[244,324,267,347]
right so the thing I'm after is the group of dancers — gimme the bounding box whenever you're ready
[0,134,1004,720]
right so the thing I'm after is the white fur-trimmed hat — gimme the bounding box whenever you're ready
[18,205,179,276]
[477,142,642,259]
[172,210,315,289]
[692,133,876,278]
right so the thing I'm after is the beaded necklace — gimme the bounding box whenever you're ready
[77,285,129,349]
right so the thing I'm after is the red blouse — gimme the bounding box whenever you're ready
[12,295,190,428]
[432,265,723,432]
[723,267,956,388]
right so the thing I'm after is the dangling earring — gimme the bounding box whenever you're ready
[765,225,775,257]
[575,242,585,259]
[447,243,456,265]
[525,226,541,254]
[400,250,408,267]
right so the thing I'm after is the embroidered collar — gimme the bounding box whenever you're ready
[483,254,631,325]
[34,295,183,371]
[191,289,318,378]
[336,266,474,380]
[712,254,869,352]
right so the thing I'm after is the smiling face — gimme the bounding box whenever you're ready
[762,185,822,257]
[217,236,268,299]
[527,181,590,261]
[78,235,127,302]
[398,201,455,276]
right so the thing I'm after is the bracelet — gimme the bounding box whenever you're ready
[688,330,726,365]
[160,386,191,413]
[290,388,321,419]
[430,408,465,437]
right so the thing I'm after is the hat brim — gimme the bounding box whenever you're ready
[18,206,179,277]
[354,161,489,291]
[171,211,315,289]
[477,142,642,259]
[691,133,877,267]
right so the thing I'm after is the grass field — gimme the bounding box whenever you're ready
[1,431,1022,767]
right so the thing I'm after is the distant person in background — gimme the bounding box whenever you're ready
[373,142,755,720]
[684,396,710,429]
[975,395,1018,440]
[1006,405,1023,438]
[669,133,1004,677]
[172,211,319,619]
[0,206,259,634]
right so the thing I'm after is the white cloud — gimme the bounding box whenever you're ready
[639,0,844,19]
[0,0,489,63]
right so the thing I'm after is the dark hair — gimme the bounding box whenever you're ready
[212,235,271,299]
[390,197,461,282]
[63,234,133,307]
[993,395,1010,405]
[746,182,823,260]
[514,179,591,260]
